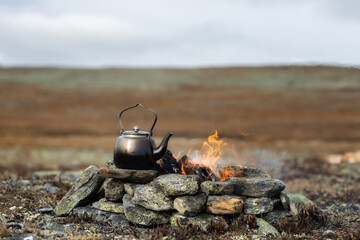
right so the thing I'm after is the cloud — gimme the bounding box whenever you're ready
[0,0,359,67]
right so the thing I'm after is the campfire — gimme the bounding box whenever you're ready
[54,105,296,236]
[159,131,238,182]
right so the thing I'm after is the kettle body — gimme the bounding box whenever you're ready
[113,104,172,170]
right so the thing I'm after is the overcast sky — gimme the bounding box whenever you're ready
[0,0,359,67]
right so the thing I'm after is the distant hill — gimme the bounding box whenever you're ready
[1,66,359,91]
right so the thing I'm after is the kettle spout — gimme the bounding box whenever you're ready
[153,132,173,160]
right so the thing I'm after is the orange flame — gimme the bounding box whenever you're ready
[220,168,236,181]
[178,130,238,181]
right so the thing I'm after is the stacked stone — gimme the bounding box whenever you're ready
[55,164,297,234]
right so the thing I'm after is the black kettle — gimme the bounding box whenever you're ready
[113,103,173,170]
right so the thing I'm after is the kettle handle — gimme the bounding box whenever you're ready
[119,103,157,136]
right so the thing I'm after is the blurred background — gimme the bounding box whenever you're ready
[1,0,360,171]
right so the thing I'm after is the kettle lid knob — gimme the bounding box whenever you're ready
[133,126,140,133]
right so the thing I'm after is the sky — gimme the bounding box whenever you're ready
[0,0,360,67]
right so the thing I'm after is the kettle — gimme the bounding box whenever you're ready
[113,103,173,170]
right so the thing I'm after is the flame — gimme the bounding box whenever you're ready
[178,130,238,181]
[220,168,236,181]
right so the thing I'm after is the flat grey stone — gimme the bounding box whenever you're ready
[221,166,271,179]
[244,197,274,215]
[92,198,124,214]
[170,213,228,232]
[99,167,159,183]
[200,181,234,195]
[54,165,105,216]
[256,218,280,236]
[124,183,141,196]
[71,206,129,227]
[132,185,173,211]
[153,174,200,196]
[104,178,125,201]
[206,195,243,215]
[123,194,171,226]
[226,177,285,197]
[174,193,207,216]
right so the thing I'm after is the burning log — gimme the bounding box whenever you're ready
[156,150,218,181]
[156,150,182,174]
[179,155,218,182]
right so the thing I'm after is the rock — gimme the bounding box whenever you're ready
[92,198,124,213]
[280,192,298,215]
[244,198,274,215]
[221,166,271,179]
[0,214,6,224]
[174,193,207,216]
[170,213,228,232]
[124,183,141,196]
[99,167,159,183]
[200,181,234,195]
[322,230,337,239]
[71,206,129,227]
[123,194,171,226]
[38,205,53,213]
[206,195,243,215]
[5,233,37,240]
[263,210,298,227]
[226,177,285,197]
[54,165,105,216]
[32,170,60,179]
[45,222,64,233]
[288,193,314,206]
[104,178,125,201]
[132,185,173,211]
[256,218,280,236]
[153,174,200,196]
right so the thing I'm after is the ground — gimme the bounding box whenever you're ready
[0,66,360,239]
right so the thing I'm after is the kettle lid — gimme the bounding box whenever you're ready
[122,126,150,137]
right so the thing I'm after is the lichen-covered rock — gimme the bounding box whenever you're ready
[54,165,104,216]
[92,198,124,214]
[124,183,141,196]
[200,181,234,195]
[123,194,171,226]
[132,185,173,211]
[244,197,274,215]
[174,193,207,216]
[170,213,228,232]
[288,193,314,206]
[263,210,298,227]
[280,192,298,215]
[255,218,280,236]
[71,206,129,227]
[226,177,285,197]
[104,178,125,201]
[221,166,271,179]
[153,174,200,196]
[206,195,243,215]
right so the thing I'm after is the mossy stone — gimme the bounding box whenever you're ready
[200,181,234,195]
[153,174,200,196]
